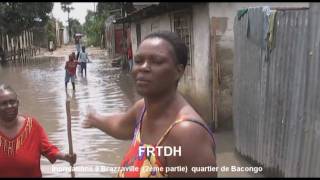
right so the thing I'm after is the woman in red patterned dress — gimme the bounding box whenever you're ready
[0,84,77,177]
[82,31,217,177]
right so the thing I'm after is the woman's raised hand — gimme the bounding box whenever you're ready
[81,105,96,128]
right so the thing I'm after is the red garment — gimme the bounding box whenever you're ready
[65,61,78,76]
[127,46,133,60]
[0,116,60,177]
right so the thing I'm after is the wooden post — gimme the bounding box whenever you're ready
[31,31,34,56]
[24,31,28,59]
[66,99,75,178]
[15,37,17,62]
[0,34,2,49]
[16,37,18,62]
[10,37,14,61]
[26,31,29,57]
[13,37,16,62]
[6,35,10,52]
[29,31,32,57]
[210,17,221,130]
[19,35,21,62]
[0,34,4,63]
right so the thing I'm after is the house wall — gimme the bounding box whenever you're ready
[208,2,309,129]
[131,13,171,56]
[63,27,69,44]
[55,21,60,48]
[130,5,214,126]
[178,4,213,126]
[130,23,137,53]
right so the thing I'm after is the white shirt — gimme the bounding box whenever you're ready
[79,52,89,63]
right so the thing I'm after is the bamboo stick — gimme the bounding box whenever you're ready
[66,99,75,178]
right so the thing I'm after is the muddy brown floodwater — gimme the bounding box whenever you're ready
[0,55,140,177]
[0,47,264,177]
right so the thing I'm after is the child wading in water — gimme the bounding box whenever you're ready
[65,53,79,91]
[78,46,90,76]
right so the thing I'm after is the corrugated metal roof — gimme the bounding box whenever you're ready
[113,3,194,24]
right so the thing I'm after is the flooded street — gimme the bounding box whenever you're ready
[0,46,263,177]
[0,47,139,177]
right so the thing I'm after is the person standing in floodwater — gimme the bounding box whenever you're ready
[0,84,76,177]
[82,31,217,177]
[65,54,79,91]
[78,46,90,77]
[71,52,78,79]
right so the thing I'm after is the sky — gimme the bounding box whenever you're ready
[52,2,96,26]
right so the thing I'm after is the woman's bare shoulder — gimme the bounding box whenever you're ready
[178,104,204,123]
[166,104,213,144]
[132,99,145,112]
[126,98,145,120]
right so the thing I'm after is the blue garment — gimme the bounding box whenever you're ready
[79,52,89,63]
[65,70,75,83]
[128,59,133,72]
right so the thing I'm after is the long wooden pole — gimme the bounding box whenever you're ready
[66,99,75,177]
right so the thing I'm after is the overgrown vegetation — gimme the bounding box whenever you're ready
[69,18,83,35]
[46,18,56,42]
[83,10,104,47]
[0,2,53,36]
[82,2,134,47]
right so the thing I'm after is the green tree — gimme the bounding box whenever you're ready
[96,2,121,19]
[69,18,83,36]
[0,2,53,36]
[83,10,102,46]
[83,2,134,47]
[61,2,74,42]
[46,17,56,42]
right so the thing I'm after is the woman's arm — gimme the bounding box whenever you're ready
[33,117,77,166]
[82,99,144,140]
[55,152,77,165]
